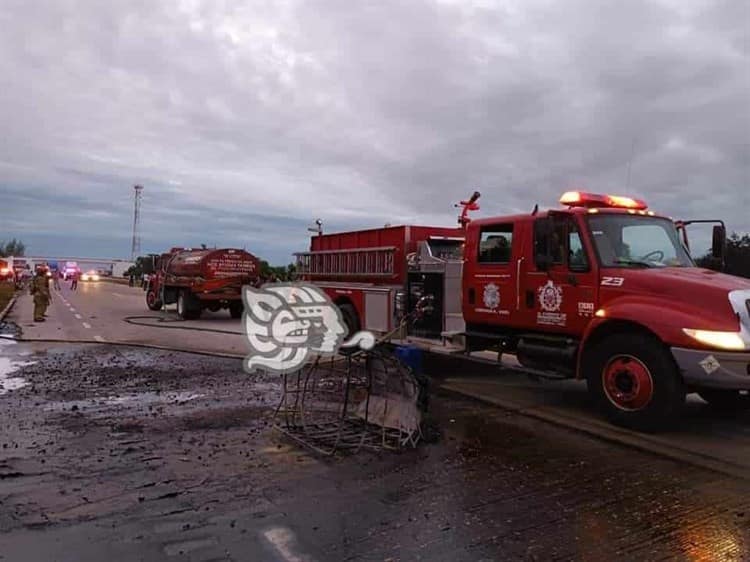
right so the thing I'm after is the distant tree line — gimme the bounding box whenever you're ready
[124,254,160,278]
[697,232,750,278]
[0,238,25,258]
[258,261,297,282]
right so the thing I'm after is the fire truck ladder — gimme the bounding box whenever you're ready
[294,246,397,278]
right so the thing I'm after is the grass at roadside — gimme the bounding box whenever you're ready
[0,282,16,313]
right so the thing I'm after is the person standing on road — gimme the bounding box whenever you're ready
[30,266,52,322]
[53,269,61,291]
[70,269,79,291]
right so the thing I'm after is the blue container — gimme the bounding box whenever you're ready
[394,344,423,375]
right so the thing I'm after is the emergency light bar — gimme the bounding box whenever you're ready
[560,191,648,211]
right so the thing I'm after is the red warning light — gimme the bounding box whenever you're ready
[560,191,647,210]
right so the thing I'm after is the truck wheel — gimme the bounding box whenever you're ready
[337,303,361,355]
[339,303,360,338]
[177,291,201,320]
[697,389,750,411]
[229,302,244,319]
[585,333,685,431]
[146,290,162,311]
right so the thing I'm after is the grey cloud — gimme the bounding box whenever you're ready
[0,0,747,264]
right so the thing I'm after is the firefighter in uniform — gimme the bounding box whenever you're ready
[30,266,52,322]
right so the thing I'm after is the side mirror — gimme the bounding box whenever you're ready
[712,225,726,260]
[710,225,727,271]
[534,218,554,271]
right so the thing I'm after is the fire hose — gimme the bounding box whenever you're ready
[3,295,437,364]
[121,293,436,354]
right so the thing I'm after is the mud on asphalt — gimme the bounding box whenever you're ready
[1,340,750,561]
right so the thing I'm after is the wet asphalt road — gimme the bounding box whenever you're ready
[8,280,248,356]
[1,340,750,561]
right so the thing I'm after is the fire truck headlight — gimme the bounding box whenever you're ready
[682,329,746,351]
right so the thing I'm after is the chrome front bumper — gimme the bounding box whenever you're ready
[672,347,750,390]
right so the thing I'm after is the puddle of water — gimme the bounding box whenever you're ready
[0,357,34,395]
[46,391,205,412]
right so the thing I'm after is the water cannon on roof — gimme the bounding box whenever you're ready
[456,191,481,228]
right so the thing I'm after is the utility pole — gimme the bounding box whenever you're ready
[131,185,143,261]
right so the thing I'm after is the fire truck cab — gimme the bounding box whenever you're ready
[299,191,750,430]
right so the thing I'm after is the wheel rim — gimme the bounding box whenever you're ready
[178,294,184,316]
[602,355,654,411]
[147,291,155,307]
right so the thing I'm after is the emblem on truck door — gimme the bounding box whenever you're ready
[483,283,500,310]
[538,280,563,312]
[242,283,375,374]
[537,280,567,326]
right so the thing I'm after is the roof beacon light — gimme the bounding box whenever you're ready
[607,195,646,209]
[560,191,648,211]
[559,191,583,205]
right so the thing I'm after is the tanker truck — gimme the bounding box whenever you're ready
[144,247,260,319]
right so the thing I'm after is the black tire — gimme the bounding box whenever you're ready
[146,290,162,311]
[585,333,685,431]
[338,303,360,355]
[697,389,750,411]
[177,291,202,320]
[339,303,360,338]
[229,302,244,319]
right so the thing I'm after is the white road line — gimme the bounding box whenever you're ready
[112,293,124,298]
[75,314,82,320]
[262,528,313,562]
[82,322,92,329]
[93,335,105,342]
[69,308,76,313]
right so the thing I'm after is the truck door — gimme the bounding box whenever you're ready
[523,214,598,335]
[464,222,517,325]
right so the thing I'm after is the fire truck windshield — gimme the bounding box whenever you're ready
[587,214,693,268]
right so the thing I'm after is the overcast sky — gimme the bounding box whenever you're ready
[1,0,748,264]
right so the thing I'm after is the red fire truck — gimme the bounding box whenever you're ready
[0,259,12,282]
[144,247,260,319]
[297,191,750,429]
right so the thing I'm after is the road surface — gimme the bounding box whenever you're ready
[1,339,749,561]
[8,280,248,356]
[2,280,750,559]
